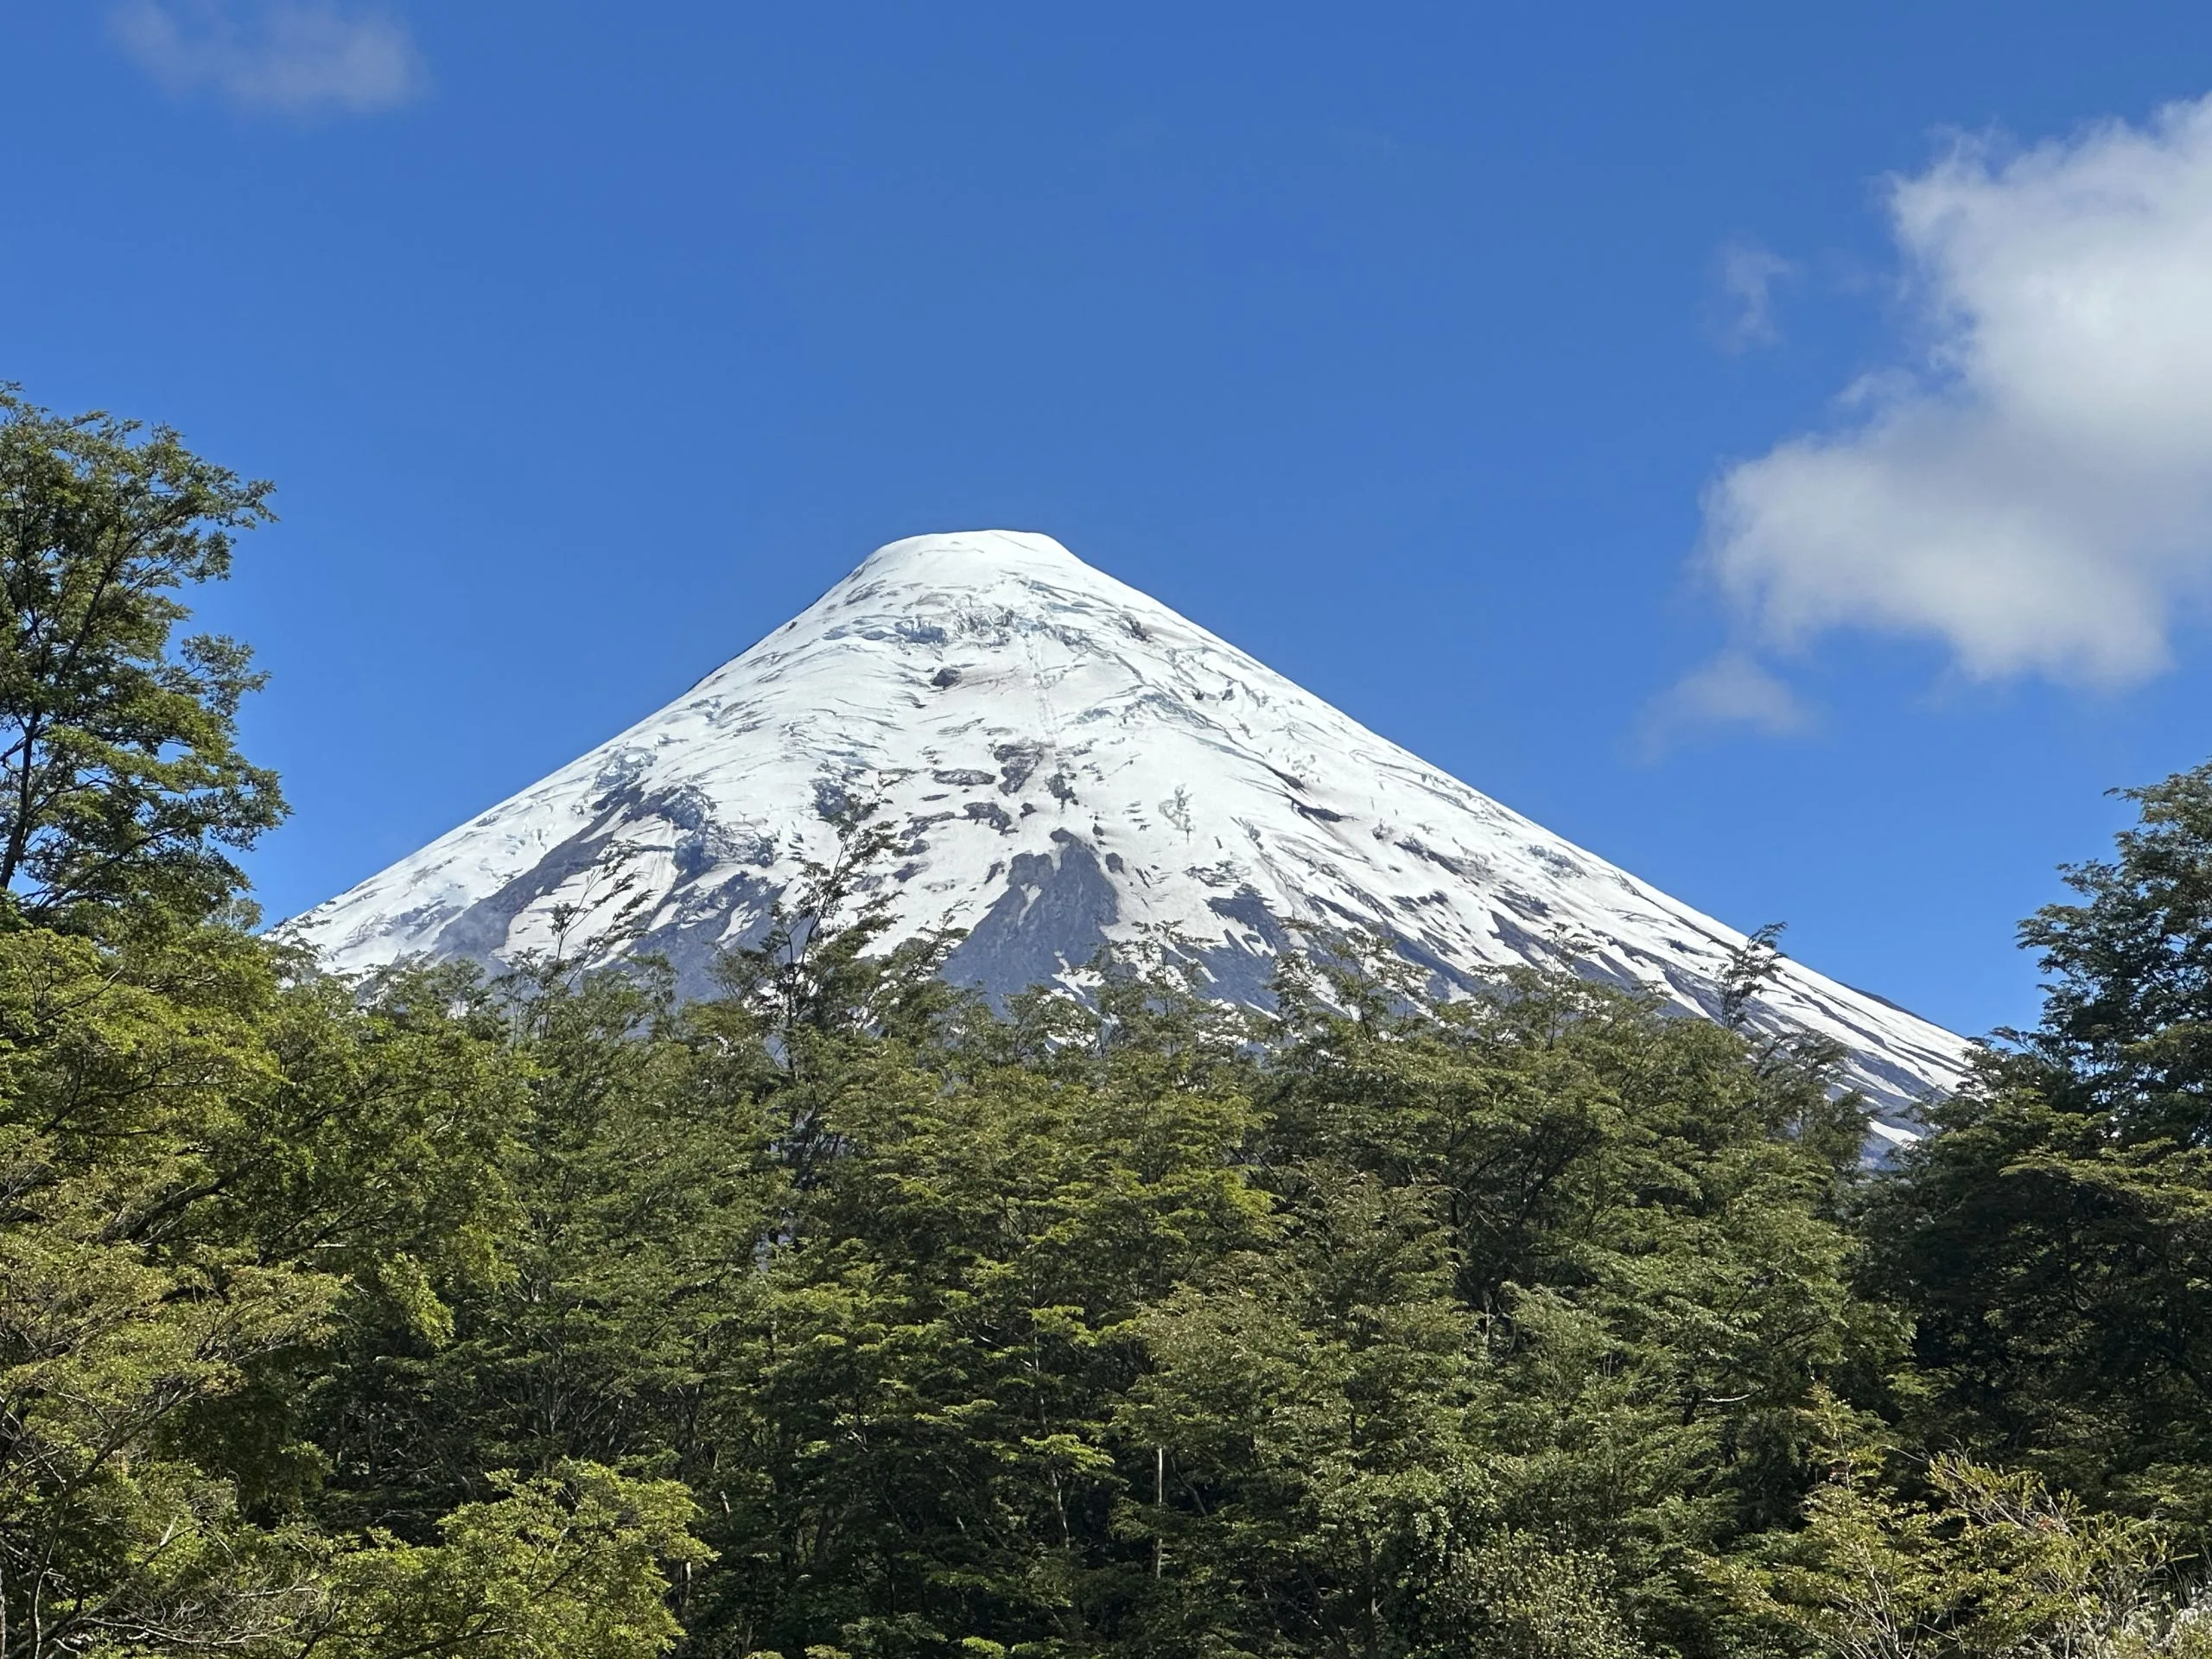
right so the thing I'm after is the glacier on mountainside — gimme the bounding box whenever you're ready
[284,530,1972,1145]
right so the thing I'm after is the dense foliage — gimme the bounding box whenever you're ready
[6,392,2212,1656]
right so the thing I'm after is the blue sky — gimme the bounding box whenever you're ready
[6,2,2212,1039]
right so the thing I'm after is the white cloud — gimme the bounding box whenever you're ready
[1710,238,1793,352]
[1640,651,1811,754]
[111,0,424,116]
[1691,94,2212,707]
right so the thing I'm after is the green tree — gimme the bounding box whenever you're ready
[1868,761,2212,1522]
[1252,957,1882,1654]
[2016,761,2212,1141]
[1734,1396,2211,1658]
[314,1464,705,1659]
[0,929,337,1656]
[0,391,282,931]
[0,388,706,1657]
[0,918,709,1658]
[692,1032,1267,1656]
[291,961,779,1550]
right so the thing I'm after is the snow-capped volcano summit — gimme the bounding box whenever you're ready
[288,530,1967,1135]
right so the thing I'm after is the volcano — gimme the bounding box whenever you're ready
[286,531,1968,1141]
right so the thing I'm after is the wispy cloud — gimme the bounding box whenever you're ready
[111,0,425,116]
[1669,93,2212,730]
[1708,238,1794,353]
[1640,651,1811,755]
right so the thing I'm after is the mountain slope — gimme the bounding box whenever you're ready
[286,531,1969,1137]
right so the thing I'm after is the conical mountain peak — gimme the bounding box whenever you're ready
[847,529,1096,585]
[287,531,1967,1141]
[808,528,1181,645]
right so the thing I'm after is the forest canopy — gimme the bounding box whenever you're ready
[4,393,2211,1658]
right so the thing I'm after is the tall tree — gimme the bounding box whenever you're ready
[2017,761,2212,1143]
[0,391,282,930]
[1869,760,2212,1525]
